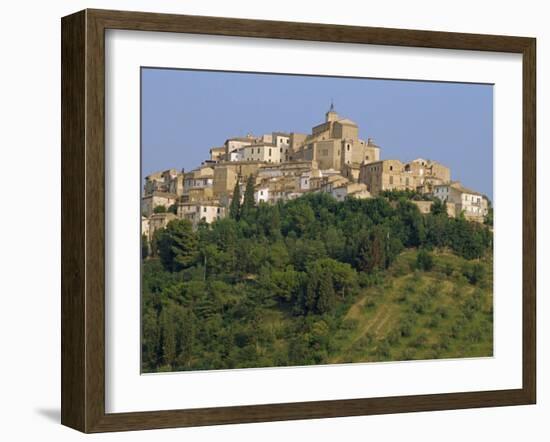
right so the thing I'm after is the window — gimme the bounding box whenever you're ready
[257,148,260,154]
[217,208,220,213]
[260,191,264,196]
[269,148,272,156]
[389,166,393,171]
[203,207,207,213]
[280,147,283,153]
[347,144,350,151]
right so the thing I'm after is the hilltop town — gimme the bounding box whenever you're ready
[142,104,489,242]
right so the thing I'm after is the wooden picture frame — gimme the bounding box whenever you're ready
[61,8,536,433]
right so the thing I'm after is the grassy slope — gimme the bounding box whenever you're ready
[328,250,493,364]
[261,249,493,365]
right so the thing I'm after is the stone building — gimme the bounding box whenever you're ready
[141,191,178,216]
[359,158,451,196]
[224,135,258,161]
[145,212,177,241]
[230,132,291,164]
[143,169,184,196]
[291,104,380,172]
[329,182,371,201]
[209,146,226,162]
[212,161,264,199]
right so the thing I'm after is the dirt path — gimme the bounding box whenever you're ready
[331,295,397,363]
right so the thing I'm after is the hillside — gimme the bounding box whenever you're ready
[141,192,493,372]
[326,250,493,364]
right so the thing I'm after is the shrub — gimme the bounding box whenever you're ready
[462,262,486,285]
[443,262,454,277]
[434,306,450,319]
[416,249,434,271]
[399,316,416,337]
[411,333,428,348]
[400,348,416,360]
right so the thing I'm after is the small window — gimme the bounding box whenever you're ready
[203,207,207,213]
[217,208,220,213]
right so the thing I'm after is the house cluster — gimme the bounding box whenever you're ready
[142,104,490,241]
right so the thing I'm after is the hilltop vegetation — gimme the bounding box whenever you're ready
[142,189,493,372]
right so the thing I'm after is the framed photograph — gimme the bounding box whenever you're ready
[61,9,536,433]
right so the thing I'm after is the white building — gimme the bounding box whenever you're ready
[225,136,256,161]
[177,201,226,227]
[433,181,489,221]
[254,187,270,204]
[228,133,290,164]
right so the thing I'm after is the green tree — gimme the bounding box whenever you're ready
[157,219,198,271]
[229,179,241,220]
[316,270,336,314]
[159,307,176,367]
[484,207,494,227]
[168,203,178,214]
[416,249,434,271]
[141,233,149,259]
[240,175,256,221]
[153,204,166,213]
[430,198,447,216]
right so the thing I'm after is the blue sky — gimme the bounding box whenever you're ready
[141,68,493,199]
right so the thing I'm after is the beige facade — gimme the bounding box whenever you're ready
[329,182,371,201]
[141,192,178,217]
[141,105,493,231]
[141,216,150,238]
[145,212,177,241]
[209,146,226,162]
[144,169,184,196]
[225,136,257,161]
[291,106,380,173]
[359,158,451,196]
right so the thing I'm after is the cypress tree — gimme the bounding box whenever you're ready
[240,175,256,220]
[316,270,335,314]
[229,179,241,220]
